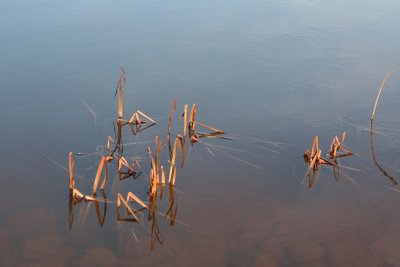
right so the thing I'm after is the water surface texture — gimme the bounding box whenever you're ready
[1,0,400,266]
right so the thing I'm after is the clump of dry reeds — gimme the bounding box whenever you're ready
[329,131,353,159]
[68,68,226,242]
[168,99,177,143]
[303,136,335,170]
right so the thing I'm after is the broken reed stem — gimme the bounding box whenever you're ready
[127,192,149,209]
[168,99,177,142]
[69,152,75,189]
[183,104,188,139]
[308,150,319,170]
[189,103,197,131]
[92,156,106,193]
[137,110,157,124]
[195,121,225,134]
[118,67,125,121]
[154,136,160,184]
[118,156,135,174]
[147,147,158,196]
[371,64,400,120]
[161,166,166,184]
[341,132,346,144]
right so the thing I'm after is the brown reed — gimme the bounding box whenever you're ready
[69,152,75,189]
[183,104,188,139]
[118,67,126,121]
[168,137,180,185]
[371,64,400,120]
[92,156,106,193]
[168,99,177,142]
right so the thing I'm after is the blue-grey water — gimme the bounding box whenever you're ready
[1,0,400,266]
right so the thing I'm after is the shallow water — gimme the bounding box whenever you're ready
[2,0,400,266]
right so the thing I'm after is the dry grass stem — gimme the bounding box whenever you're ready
[195,121,225,134]
[189,103,197,127]
[168,137,180,185]
[127,192,149,209]
[118,67,126,121]
[161,166,166,184]
[72,188,97,202]
[371,64,400,120]
[128,111,157,126]
[183,104,188,139]
[168,99,177,142]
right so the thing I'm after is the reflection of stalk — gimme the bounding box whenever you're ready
[148,193,163,251]
[166,185,178,225]
[93,191,107,227]
[68,190,74,230]
[333,164,340,182]
[370,120,398,185]
[117,120,123,153]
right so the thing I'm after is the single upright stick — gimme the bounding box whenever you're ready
[118,67,125,121]
[69,152,75,189]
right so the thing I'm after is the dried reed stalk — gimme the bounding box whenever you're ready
[195,121,225,134]
[69,152,75,189]
[92,156,106,193]
[118,67,126,121]
[183,104,188,139]
[189,103,197,134]
[128,110,157,125]
[137,110,157,124]
[168,99,177,142]
[161,166,166,184]
[128,112,141,125]
[168,137,180,185]
[147,147,158,196]
[154,136,161,183]
[118,156,134,173]
[149,169,156,196]
[72,188,97,202]
[127,192,148,209]
[371,64,400,120]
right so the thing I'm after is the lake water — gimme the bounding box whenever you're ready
[2,0,400,266]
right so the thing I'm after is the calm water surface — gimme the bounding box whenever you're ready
[1,0,400,266]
